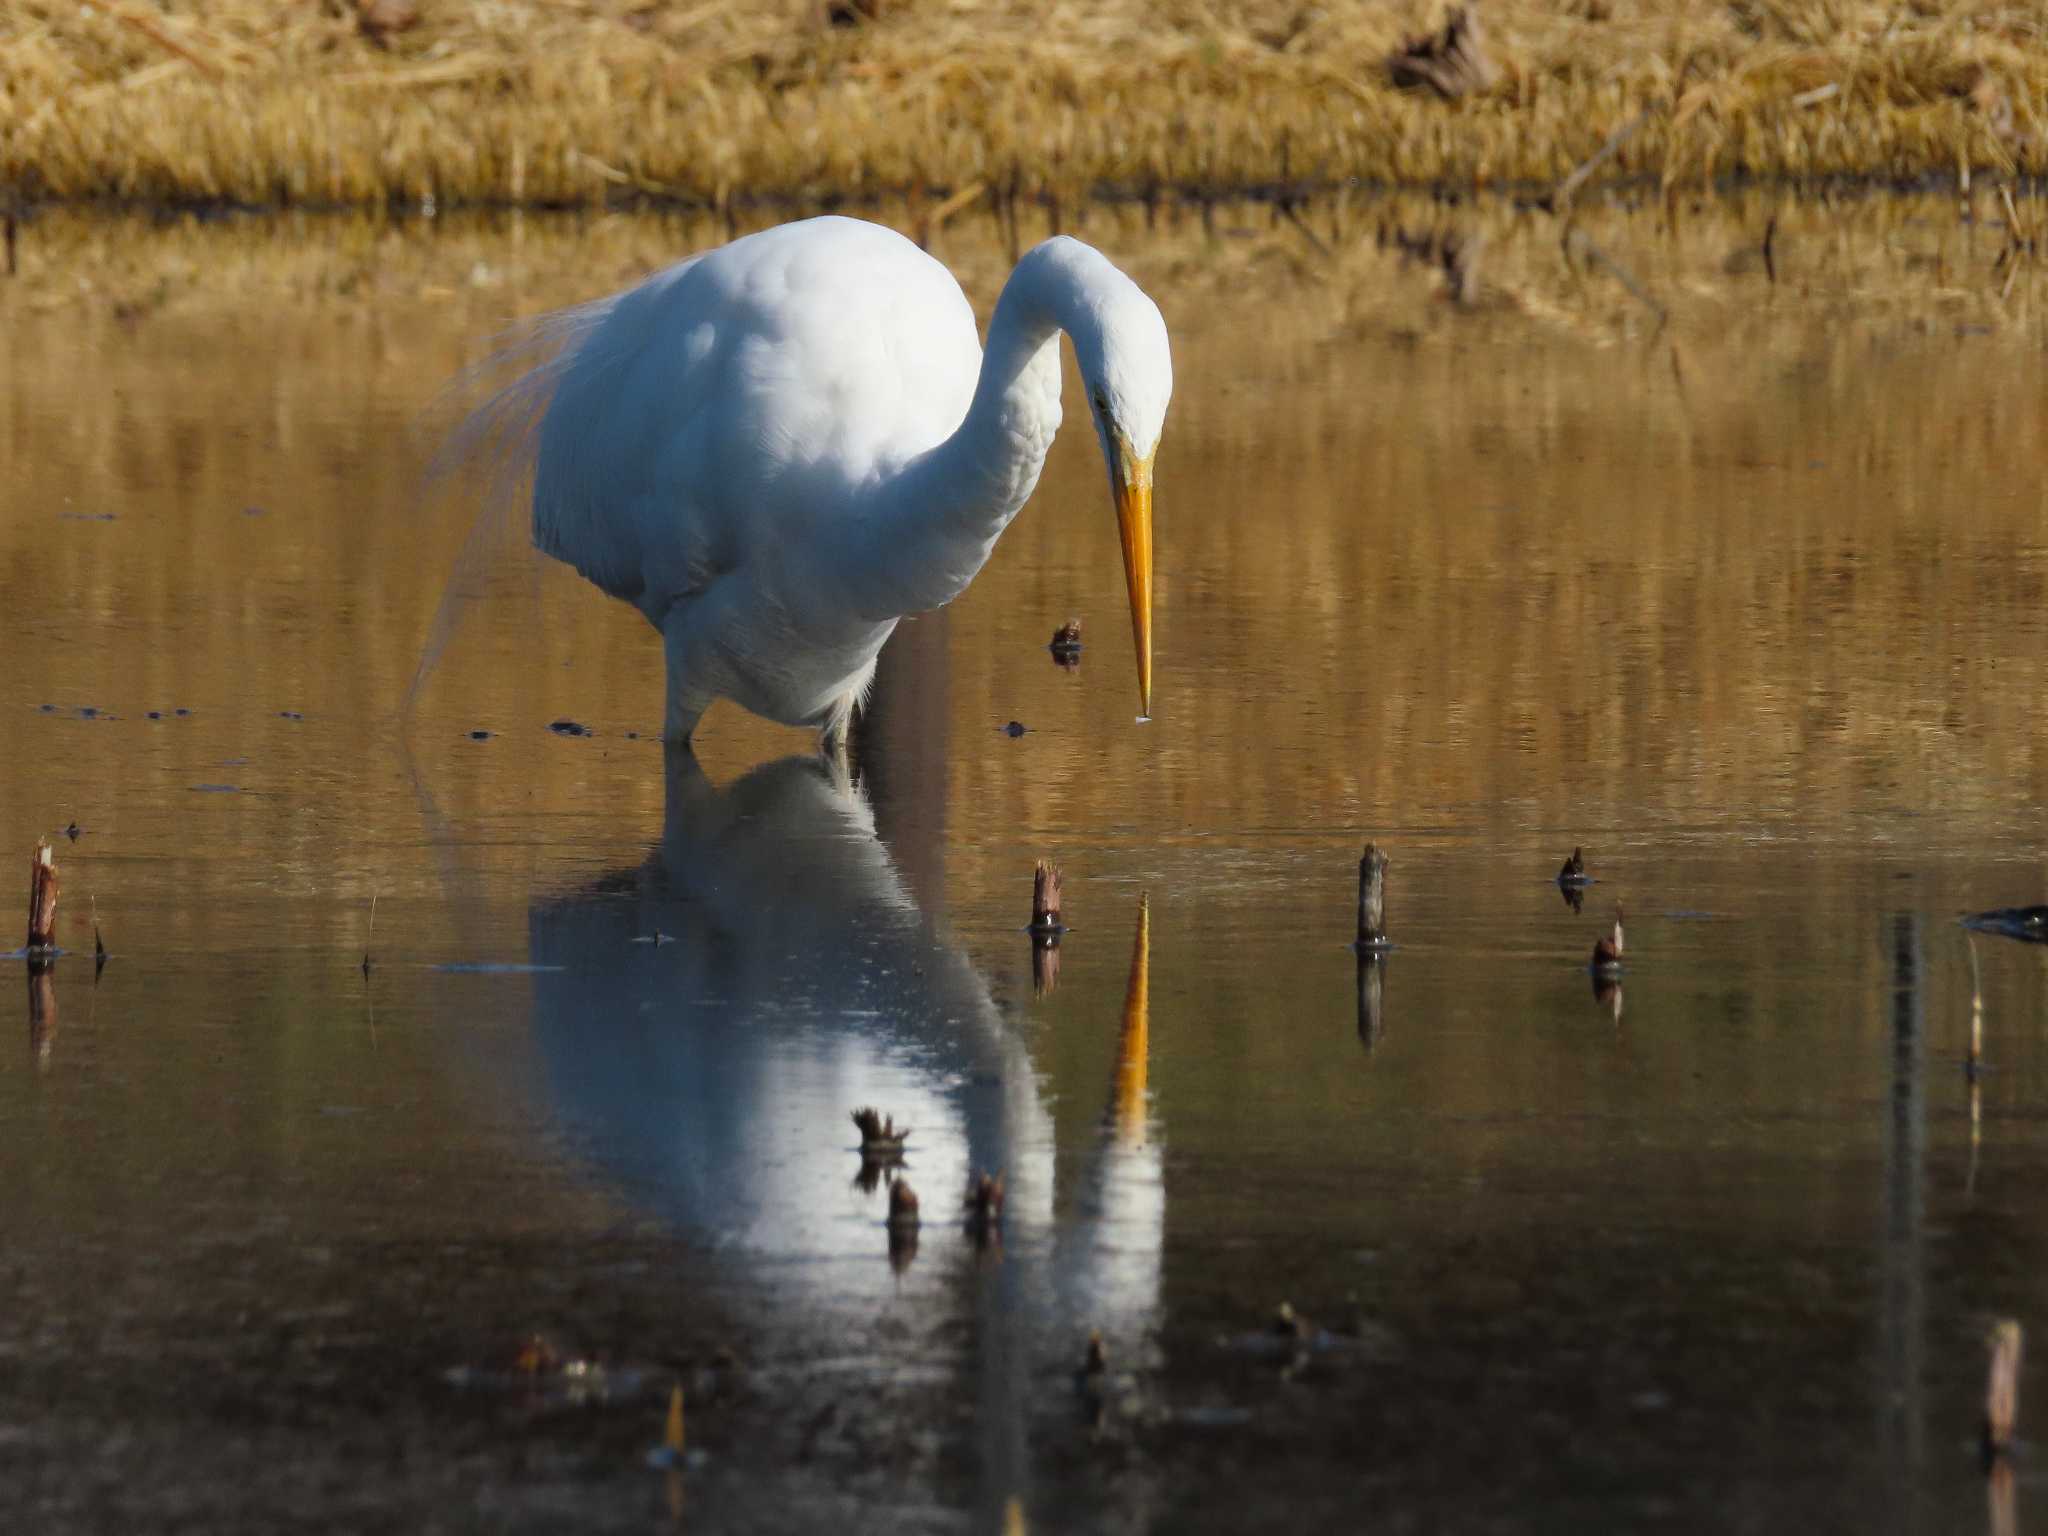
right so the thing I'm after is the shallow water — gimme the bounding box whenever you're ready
[3,197,2047,1531]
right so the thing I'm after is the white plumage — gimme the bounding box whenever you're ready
[459,215,1171,746]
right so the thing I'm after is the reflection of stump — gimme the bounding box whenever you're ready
[1031,936,1060,997]
[1380,223,1484,305]
[1387,4,1497,99]
[888,1224,919,1274]
[1985,1319,2023,1465]
[1356,952,1386,1050]
[1592,972,1623,1022]
[27,962,56,1066]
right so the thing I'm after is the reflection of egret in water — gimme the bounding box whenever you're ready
[25,960,57,1068]
[521,748,1165,1514]
[526,750,1054,1290]
[1059,895,1163,1362]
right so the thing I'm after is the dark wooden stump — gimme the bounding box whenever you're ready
[1356,843,1390,949]
[1029,860,1063,934]
[27,841,58,955]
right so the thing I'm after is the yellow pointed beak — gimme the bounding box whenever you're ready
[1110,442,1154,717]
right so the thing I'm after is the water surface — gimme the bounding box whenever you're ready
[2,196,2046,1532]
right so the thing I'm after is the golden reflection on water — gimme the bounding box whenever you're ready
[4,200,2048,1530]
[1,193,2044,895]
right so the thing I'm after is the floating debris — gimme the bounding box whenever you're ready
[1029,860,1064,936]
[1219,1301,1379,1361]
[468,729,493,741]
[443,1336,659,1408]
[1590,901,1625,976]
[1557,847,1589,886]
[91,895,107,980]
[1962,905,2048,944]
[361,893,377,978]
[629,930,675,946]
[279,710,304,721]
[146,710,162,720]
[1985,1319,2023,1466]
[852,1106,911,1157]
[1002,720,1028,738]
[63,821,79,842]
[1049,617,1084,668]
[1354,842,1391,951]
[78,706,98,719]
[548,719,590,737]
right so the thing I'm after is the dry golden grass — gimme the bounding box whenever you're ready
[3,0,2043,208]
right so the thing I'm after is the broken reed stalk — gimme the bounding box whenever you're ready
[1985,1318,2023,1464]
[1030,860,1063,934]
[27,840,59,955]
[1356,842,1389,949]
[363,891,378,977]
[1553,106,1652,213]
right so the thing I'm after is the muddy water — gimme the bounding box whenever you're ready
[2,198,2046,1532]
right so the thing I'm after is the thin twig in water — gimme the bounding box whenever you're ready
[1566,227,1667,329]
[1553,107,1653,214]
[362,891,378,977]
[1277,200,1332,262]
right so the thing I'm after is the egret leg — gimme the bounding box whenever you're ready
[661,613,711,746]
[820,717,852,776]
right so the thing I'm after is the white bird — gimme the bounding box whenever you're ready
[459,215,1172,748]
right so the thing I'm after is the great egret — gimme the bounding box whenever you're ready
[460,215,1172,746]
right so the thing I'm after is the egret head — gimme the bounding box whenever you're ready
[1061,252,1172,719]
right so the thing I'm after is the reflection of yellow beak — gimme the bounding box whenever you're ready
[1110,441,1154,718]
[1112,892,1150,1143]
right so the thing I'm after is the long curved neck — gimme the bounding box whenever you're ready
[833,245,1086,621]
